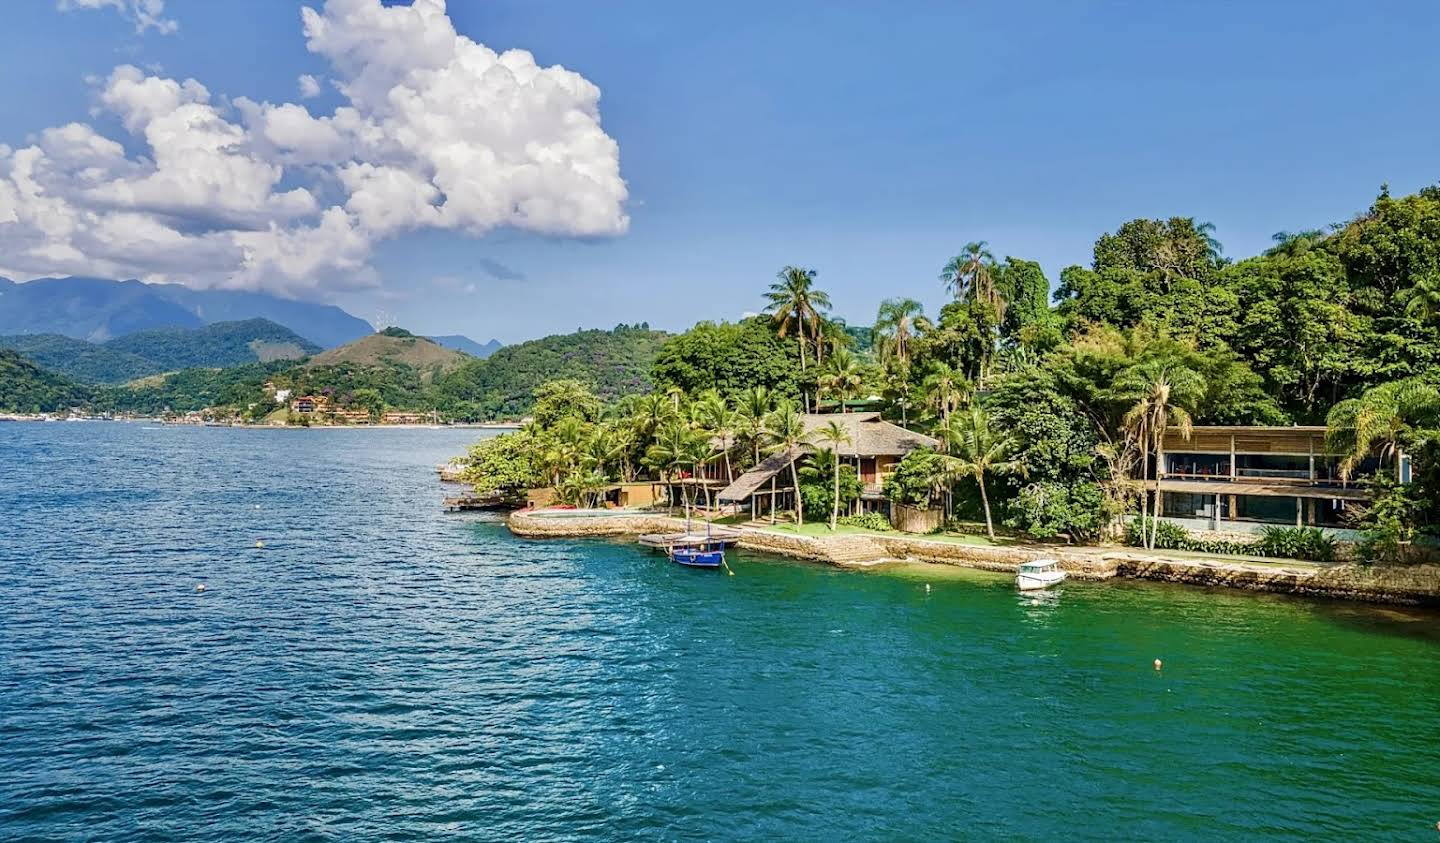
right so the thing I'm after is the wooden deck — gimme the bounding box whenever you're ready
[637,527,744,549]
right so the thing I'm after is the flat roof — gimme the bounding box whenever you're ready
[1149,478,1371,501]
[1166,425,1329,433]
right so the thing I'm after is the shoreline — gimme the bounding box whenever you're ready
[507,509,1440,606]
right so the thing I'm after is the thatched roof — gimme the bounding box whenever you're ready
[716,414,937,502]
[799,413,938,457]
[717,445,806,503]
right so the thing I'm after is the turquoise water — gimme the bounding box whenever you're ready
[2,422,1438,841]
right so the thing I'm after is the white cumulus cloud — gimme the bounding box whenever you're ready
[3,0,628,298]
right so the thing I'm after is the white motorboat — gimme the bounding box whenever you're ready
[1016,559,1067,591]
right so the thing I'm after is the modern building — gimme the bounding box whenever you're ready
[290,395,329,415]
[1151,425,1403,537]
[716,412,938,518]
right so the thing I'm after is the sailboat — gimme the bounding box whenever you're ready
[667,477,726,568]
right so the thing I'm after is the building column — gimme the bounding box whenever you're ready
[1296,497,1303,527]
[1214,493,1222,531]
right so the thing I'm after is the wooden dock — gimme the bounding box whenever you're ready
[637,526,744,549]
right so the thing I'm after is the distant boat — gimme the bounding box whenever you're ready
[1017,559,1066,591]
[669,539,726,569]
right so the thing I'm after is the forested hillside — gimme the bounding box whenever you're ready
[432,324,667,419]
[0,319,318,384]
[0,350,90,413]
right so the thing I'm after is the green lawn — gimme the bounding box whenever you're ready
[756,520,1011,547]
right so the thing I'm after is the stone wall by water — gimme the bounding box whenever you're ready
[505,511,1440,605]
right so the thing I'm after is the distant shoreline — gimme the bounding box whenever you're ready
[0,416,521,431]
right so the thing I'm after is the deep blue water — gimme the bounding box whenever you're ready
[2,422,1439,841]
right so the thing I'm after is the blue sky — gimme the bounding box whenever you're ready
[2,1,1439,343]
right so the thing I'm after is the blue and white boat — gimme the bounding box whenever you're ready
[669,539,726,568]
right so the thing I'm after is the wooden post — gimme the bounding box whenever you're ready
[1296,496,1303,527]
[769,476,776,523]
[1230,435,1237,479]
[1309,437,1316,483]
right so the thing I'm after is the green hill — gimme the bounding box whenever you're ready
[0,350,91,413]
[433,324,668,419]
[305,327,466,378]
[0,318,319,384]
[0,334,158,384]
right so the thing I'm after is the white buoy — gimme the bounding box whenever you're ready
[1154,658,1163,671]
[196,584,206,593]
[925,583,931,593]
[255,539,265,549]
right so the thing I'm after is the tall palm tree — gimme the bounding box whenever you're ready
[1195,220,1224,263]
[646,420,703,518]
[692,389,736,484]
[921,364,968,429]
[1326,378,1440,481]
[940,241,1000,311]
[764,266,832,387]
[764,398,808,528]
[736,385,773,467]
[944,405,1022,539]
[1116,361,1204,550]
[873,297,929,369]
[1402,271,1440,325]
[815,420,852,530]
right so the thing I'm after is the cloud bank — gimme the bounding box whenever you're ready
[4,0,628,297]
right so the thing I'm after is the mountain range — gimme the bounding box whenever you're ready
[0,276,373,348]
[0,319,320,384]
[430,335,503,358]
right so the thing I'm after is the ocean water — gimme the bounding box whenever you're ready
[1,422,1438,841]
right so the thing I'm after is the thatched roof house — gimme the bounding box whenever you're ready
[717,413,937,509]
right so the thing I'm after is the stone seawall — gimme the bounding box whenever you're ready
[504,511,1440,605]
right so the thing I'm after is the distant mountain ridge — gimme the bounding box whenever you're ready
[0,276,373,348]
[0,318,319,384]
[430,335,502,358]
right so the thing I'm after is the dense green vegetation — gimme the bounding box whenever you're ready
[432,324,668,419]
[0,350,90,413]
[460,184,1440,559]
[0,318,317,384]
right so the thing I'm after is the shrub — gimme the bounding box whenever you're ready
[1256,526,1337,564]
[838,512,892,532]
[1125,518,1338,562]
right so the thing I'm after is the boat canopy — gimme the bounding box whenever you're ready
[1017,559,1059,572]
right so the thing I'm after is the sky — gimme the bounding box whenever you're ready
[2,1,1440,343]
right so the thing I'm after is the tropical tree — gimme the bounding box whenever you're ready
[764,398,809,527]
[1326,378,1440,481]
[1116,361,1204,550]
[819,347,865,411]
[764,266,832,395]
[1402,271,1440,325]
[940,241,1002,315]
[920,364,968,428]
[692,388,736,483]
[873,298,929,368]
[646,420,704,517]
[815,419,852,529]
[943,404,1023,539]
[736,385,773,467]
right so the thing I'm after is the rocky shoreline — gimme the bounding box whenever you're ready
[506,509,1440,606]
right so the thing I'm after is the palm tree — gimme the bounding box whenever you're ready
[736,385,773,467]
[764,398,808,528]
[815,420,852,530]
[873,298,929,369]
[921,364,968,428]
[940,241,1000,311]
[764,266,832,389]
[646,420,703,518]
[819,347,864,412]
[1195,220,1224,263]
[1116,361,1204,550]
[1326,378,1440,481]
[692,389,736,484]
[943,405,1022,539]
[1402,271,1440,325]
